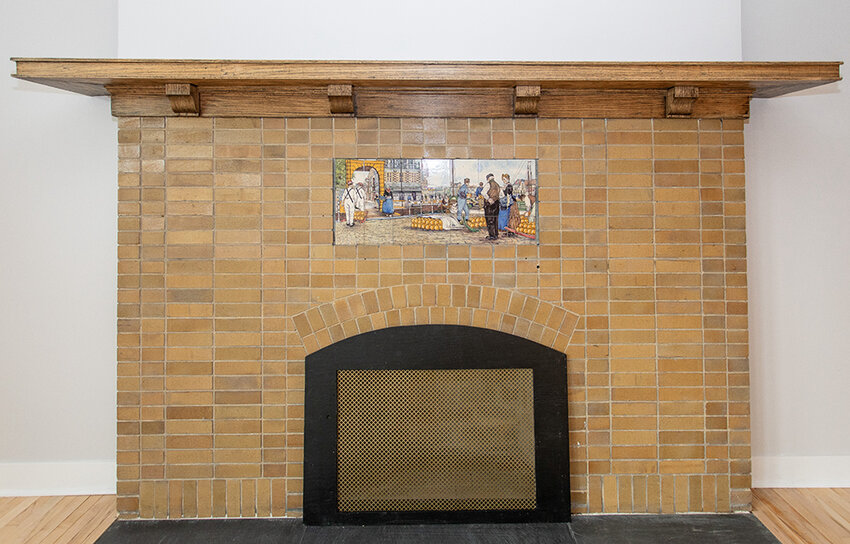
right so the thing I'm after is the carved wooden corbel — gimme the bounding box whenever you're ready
[514,85,541,116]
[665,86,699,118]
[328,84,354,115]
[165,83,200,116]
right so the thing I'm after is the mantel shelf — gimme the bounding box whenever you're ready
[12,58,842,119]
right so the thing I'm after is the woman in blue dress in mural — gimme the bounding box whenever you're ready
[498,181,515,232]
[381,188,394,216]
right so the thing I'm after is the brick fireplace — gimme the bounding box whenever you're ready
[12,59,841,520]
[115,113,752,518]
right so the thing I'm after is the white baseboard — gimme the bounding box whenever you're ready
[0,461,115,497]
[752,456,850,487]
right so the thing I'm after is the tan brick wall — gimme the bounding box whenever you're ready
[115,117,750,518]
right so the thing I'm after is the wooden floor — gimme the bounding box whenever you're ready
[753,488,850,544]
[0,495,116,544]
[0,489,847,543]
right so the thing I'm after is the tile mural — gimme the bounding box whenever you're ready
[334,159,538,245]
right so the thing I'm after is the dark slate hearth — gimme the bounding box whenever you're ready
[570,515,780,544]
[94,519,304,544]
[299,522,577,544]
[95,514,779,544]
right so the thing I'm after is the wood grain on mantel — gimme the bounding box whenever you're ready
[12,59,842,118]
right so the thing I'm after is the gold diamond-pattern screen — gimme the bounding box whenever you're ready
[336,368,537,512]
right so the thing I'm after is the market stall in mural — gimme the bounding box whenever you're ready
[334,159,538,245]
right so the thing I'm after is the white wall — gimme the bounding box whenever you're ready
[743,0,850,486]
[0,1,119,494]
[117,0,742,61]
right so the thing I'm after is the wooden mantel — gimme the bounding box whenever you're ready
[12,59,841,119]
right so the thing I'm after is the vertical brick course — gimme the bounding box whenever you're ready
[116,117,750,518]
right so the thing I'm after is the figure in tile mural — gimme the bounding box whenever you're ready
[333,159,538,245]
[340,175,366,227]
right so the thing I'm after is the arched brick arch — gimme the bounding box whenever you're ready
[291,284,580,355]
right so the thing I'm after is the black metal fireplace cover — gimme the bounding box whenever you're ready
[304,324,570,525]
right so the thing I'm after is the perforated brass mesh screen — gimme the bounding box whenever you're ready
[337,368,536,512]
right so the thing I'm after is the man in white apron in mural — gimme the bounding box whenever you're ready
[342,178,365,227]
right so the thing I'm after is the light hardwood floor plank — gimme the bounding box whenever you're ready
[777,489,839,543]
[753,489,810,544]
[76,498,119,544]
[26,495,88,543]
[815,489,850,532]
[0,497,29,519]
[50,495,116,544]
[789,489,850,538]
[40,495,105,544]
[753,488,850,544]
[0,497,38,528]
[2,496,63,543]
[760,488,830,543]
[0,495,116,544]
[75,495,119,544]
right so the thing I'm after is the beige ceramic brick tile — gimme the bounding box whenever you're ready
[114,114,755,518]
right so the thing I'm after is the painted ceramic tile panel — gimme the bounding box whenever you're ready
[334,159,538,245]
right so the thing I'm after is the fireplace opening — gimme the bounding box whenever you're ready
[304,324,570,525]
